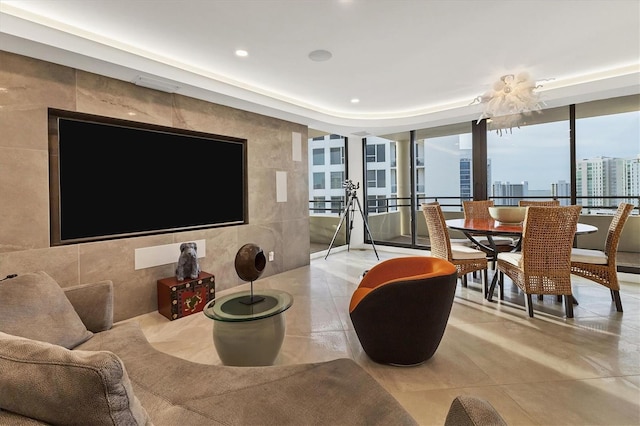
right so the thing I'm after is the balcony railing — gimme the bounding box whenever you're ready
[309,195,639,273]
[311,195,639,216]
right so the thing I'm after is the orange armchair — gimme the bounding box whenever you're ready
[349,256,458,366]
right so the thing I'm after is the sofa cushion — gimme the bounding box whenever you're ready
[0,271,93,349]
[0,332,151,426]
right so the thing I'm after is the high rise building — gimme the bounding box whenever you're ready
[576,156,637,207]
[458,153,492,202]
[623,155,640,205]
[552,180,571,205]
[459,155,471,201]
[492,181,528,206]
[308,135,346,215]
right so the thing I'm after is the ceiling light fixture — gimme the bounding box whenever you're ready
[350,98,360,104]
[235,49,248,57]
[308,49,332,62]
[471,72,545,136]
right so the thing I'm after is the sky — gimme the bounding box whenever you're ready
[487,111,639,189]
[361,110,638,196]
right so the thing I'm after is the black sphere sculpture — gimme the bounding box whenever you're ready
[234,243,267,305]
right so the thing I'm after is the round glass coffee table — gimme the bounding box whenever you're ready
[203,289,293,366]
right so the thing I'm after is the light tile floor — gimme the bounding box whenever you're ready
[130,247,640,425]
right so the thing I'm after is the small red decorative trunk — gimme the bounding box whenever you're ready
[157,272,215,320]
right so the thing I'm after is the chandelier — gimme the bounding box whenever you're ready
[471,72,544,136]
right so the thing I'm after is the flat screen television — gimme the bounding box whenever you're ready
[48,109,247,246]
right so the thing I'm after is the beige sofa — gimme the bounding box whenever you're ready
[0,272,506,425]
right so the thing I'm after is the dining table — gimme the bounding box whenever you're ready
[445,218,598,301]
[446,218,597,255]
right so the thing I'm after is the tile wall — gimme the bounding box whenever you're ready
[0,51,310,321]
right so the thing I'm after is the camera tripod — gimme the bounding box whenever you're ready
[325,180,379,260]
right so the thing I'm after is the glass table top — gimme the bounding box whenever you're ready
[203,289,293,322]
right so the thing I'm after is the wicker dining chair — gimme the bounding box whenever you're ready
[422,203,489,295]
[462,200,516,261]
[570,202,634,312]
[518,200,560,207]
[462,200,495,220]
[493,205,582,318]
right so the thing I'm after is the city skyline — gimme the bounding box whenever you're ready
[488,110,639,189]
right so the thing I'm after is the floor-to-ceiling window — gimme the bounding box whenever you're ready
[361,125,473,248]
[486,107,571,205]
[308,94,638,257]
[363,134,408,247]
[575,95,640,212]
[417,123,474,208]
[308,133,347,253]
[414,123,473,247]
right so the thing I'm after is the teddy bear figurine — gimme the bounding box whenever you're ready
[175,242,201,281]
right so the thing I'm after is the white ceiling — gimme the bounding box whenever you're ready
[1,0,639,137]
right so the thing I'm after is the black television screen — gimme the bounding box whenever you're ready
[48,109,247,246]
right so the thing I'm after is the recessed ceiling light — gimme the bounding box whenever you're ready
[351,98,360,104]
[235,49,248,57]
[308,49,332,62]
